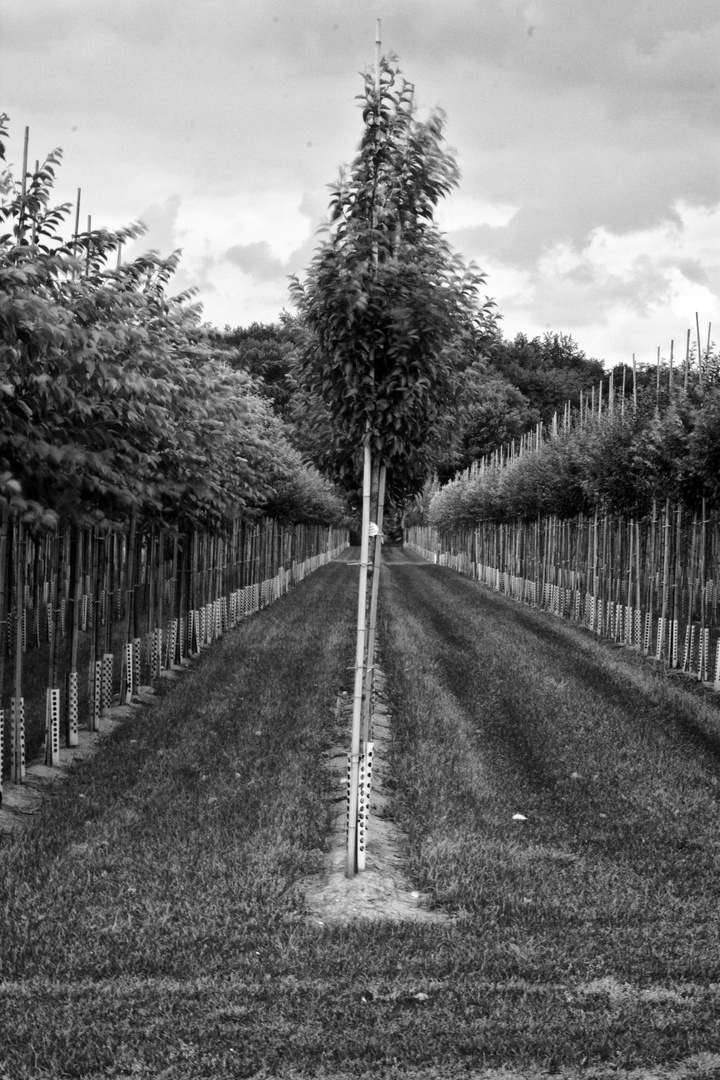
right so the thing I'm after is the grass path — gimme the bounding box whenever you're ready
[1,547,720,1078]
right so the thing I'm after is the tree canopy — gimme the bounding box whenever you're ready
[289,58,497,501]
[0,115,348,531]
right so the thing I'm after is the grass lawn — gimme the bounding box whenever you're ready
[1,547,719,1079]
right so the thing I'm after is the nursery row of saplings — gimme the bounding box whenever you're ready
[407,499,720,689]
[0,513,349,790]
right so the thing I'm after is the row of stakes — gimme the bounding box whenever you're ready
[2,579,274,789]
[418,541,720,689]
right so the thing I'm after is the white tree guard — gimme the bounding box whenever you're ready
[101,653,113,715]
[133,637,141,692]
[66,670,79,746]
[45,688,60,766]
[11,697,25,782]
[357,743,374,872]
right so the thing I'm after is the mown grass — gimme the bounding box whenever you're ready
[1,548,720,1078]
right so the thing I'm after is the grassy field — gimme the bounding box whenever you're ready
[1,546,720,1079]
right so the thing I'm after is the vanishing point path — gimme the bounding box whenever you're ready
[2,545,720,1078]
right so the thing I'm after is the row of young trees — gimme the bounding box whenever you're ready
[0,115,348,533]
[0,116,353,794]
[421,376,720,530]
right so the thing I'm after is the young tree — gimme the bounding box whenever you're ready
[289,50,496,875]
[289,58,496,501]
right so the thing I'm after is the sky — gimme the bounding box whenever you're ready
[2,0,719,370]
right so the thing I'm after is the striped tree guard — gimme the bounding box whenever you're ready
[91,659,102,731]
[66,670,79,746]
[167,619,178,669]
[122,642,133,705]
[133,638,141,693]
[153,627,162,678]
[643,612,652,654]
[102,653,113,715]
[699,627,709,682]
[357,743,374,872]
[191,610,200,655]
[655,618,665,661]
[45,688,60,766]
[11,697,25,782]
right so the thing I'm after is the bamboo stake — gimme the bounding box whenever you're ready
[671,504,681,668]
[635,519,642,649]
[121,514,137,701]
[45,531,62,764]
[18,127,29,239]
[700,497,708,681]
[0,505,8,795]
[66,524,82,746]
[362,462,386,747]
[696,311,703,387]
[347,443,372,879]
[12,521,26,782]
[658,499,671,662]
[72,188,81,279]
[30,159,39,244]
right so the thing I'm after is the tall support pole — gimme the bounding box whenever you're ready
[12,521,26,782]
[362,463,387,747]
[347,443,372,879]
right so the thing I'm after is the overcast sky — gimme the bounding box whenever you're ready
[2,0,719,369]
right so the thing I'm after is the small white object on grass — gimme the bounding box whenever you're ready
[512,813,527,821]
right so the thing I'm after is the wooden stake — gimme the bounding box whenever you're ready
[362,462,387,748]
[85,214,92,277]
[18,126,29,239]
[72,188,81,278]
[696,311,704,387]
[347,443,372,879]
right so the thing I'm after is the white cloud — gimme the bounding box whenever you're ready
[0,0,718,360]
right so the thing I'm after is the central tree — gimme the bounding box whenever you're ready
[290,48,496,875]
[290,55,496,500]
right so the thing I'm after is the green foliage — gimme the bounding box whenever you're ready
[261,447,349,525]
[0,116,343,531]
[436,371,541,481]
[290,59,497,500]
[208,320,299,422]
[429,383,720,526]
[487,331,605,418]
